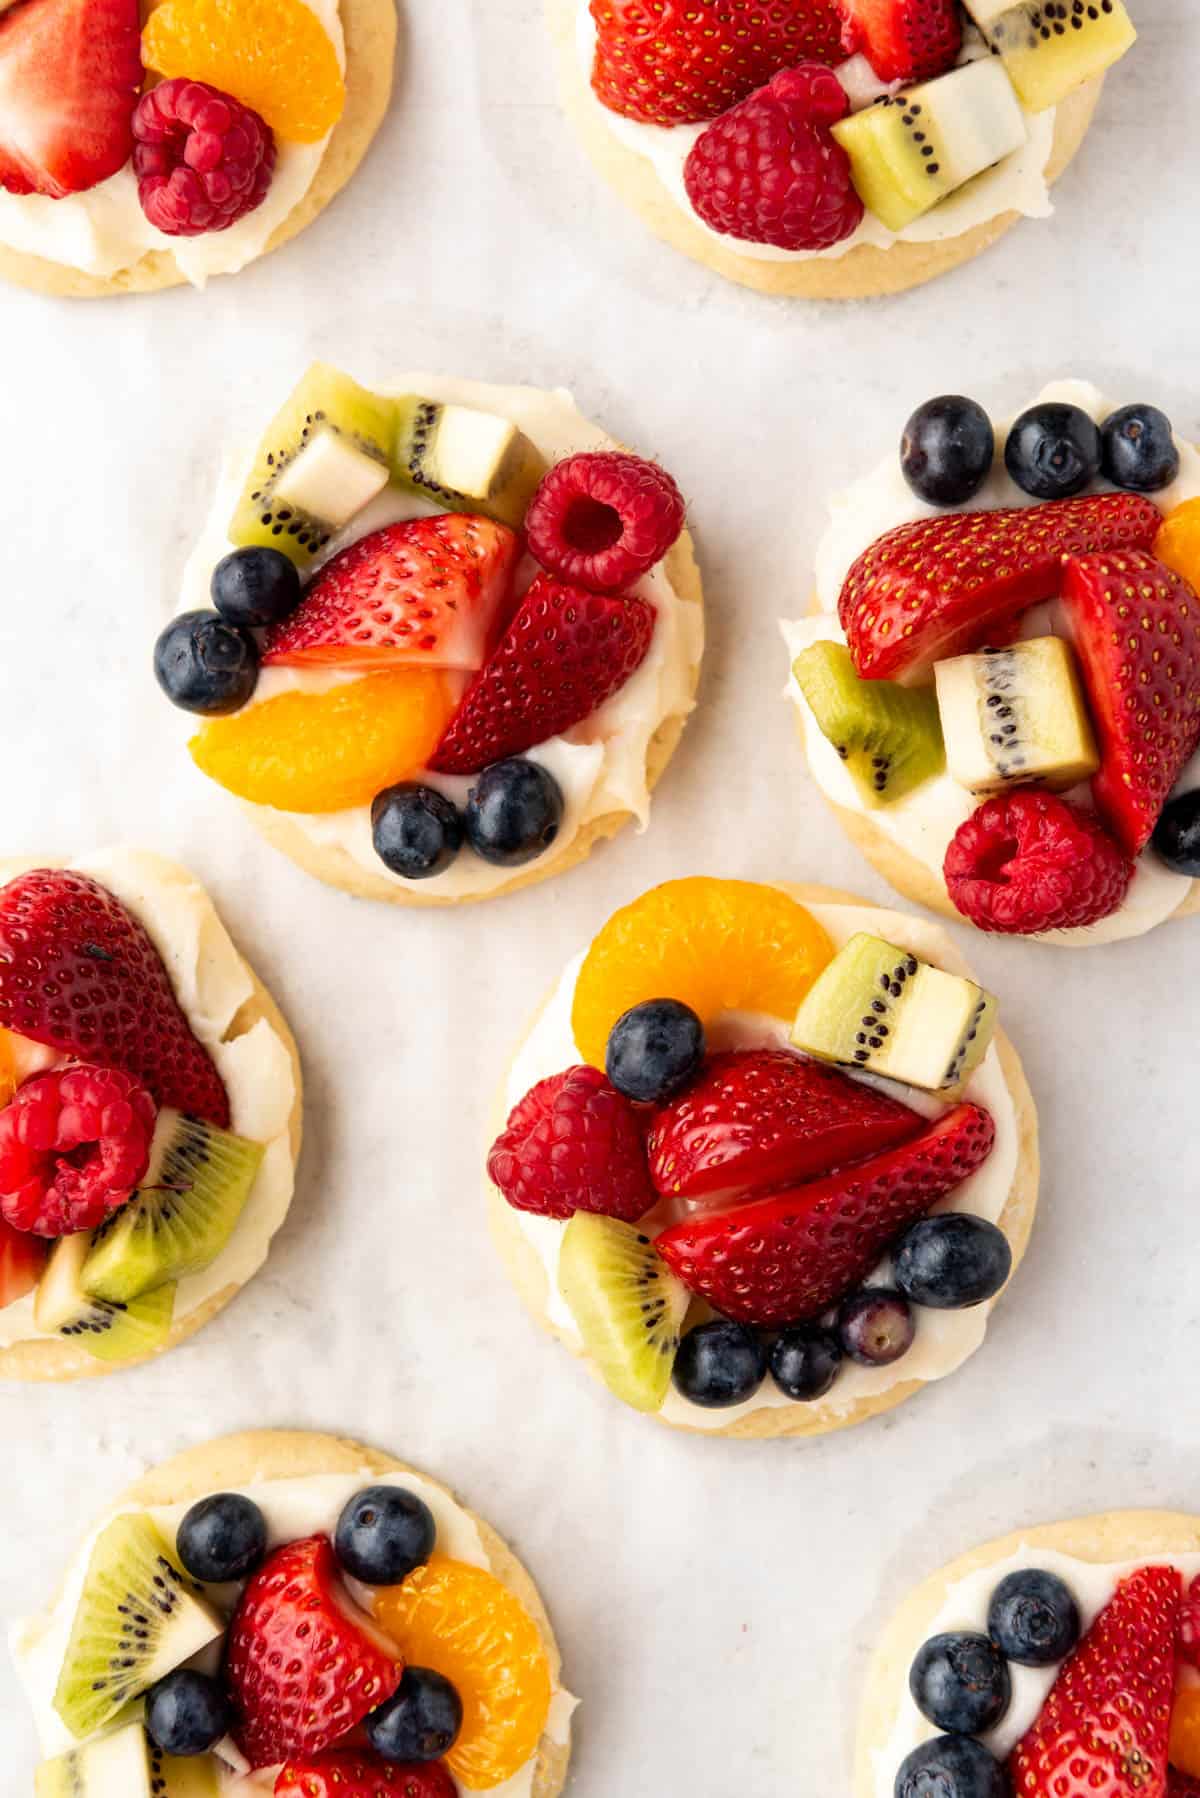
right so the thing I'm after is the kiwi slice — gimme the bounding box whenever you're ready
[557,1215,691,1413]
[36,1723,219,1798]
[229,362,397,567]
[935,636,1099,794]
[392,396,548,529]
[53,1516,223,1739]
[34,1235,176,1363]
[791,933,997,1093]
[963,0,1136,112]
[81,1111,265,1305]
[793,641,944,806]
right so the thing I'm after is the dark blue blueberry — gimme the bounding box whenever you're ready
[154,611,258,715]
[672,1319,767,1408]
[909,1632,1011,1735]
[1152,790,1200,876]
[176,1492,267,1583]
[334,1484,436,1586]
[988,1569,1080,1666]
[1004,404,1101,500]
[211,546,303,627]
[768,1324,843,1401]
[605,998,705,1103]
[895,1735,1010,1798]
[901,397,995,507]
[893,1215,1012,1311]
[145,1670,231,1757]
[837,1289,915,1366]
[464,760,564,866]
[372,783,463,880]
[1101,404,1180,494]
[367,1667,463,1763]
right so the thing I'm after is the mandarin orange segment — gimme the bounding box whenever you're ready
[189,670,452,814]
[142,0,345,143]
[0,1031,15,1106]
[373,1555,552,1791]
[1155,498,1200,593]
[1172,1684,1200,1778]
[572,877,834,1069]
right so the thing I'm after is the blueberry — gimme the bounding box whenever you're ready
[367,1667,463,1763]
[334,1484,436,1586]
[154,611,258,715]
[769,1324,843,1401]
[1152,790,1200,876]
[1004,403,1101,500]
[672,1319,767,1408]
[211,546,303,627]
[910,1632,1011,1735]
[464,760,564,866]
[837,1289,915,1366]
[145,1669,231,1757]
[1101,404,1180,493]
[988,1569,1080,1666]
[605,998,705,1103]
[901,397,995,507]
[893,1215,1012,1311]
[372,783,463,880]
[895,1735,1010,1798]
[176,1492,267,1583]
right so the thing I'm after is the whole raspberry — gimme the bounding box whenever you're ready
[524,451,685,593]
[683,64,863,252]
[943,790,1134,936]
[132,78,276,237]
[488,1065,656,1221]
[0,1065,157,1237]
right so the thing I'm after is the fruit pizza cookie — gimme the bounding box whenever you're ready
[156,365,703,905]
[0,851,300,1379]
[13,1430,573,1798]
[0,0,395,296]
[485,876,1037,1436]
[549,0,1134,298]
[785,381,1200,942]
[858,1510,1200,1798]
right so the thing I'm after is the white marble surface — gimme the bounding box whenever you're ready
[2,2,1199,1792]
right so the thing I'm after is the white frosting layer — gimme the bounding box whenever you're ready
[0,0,344,288]
[0,849,297,1350]
[11,1467,575,1798]
[501,893,1023,1432]
[785,379,1200,946]
[180,376,703,900]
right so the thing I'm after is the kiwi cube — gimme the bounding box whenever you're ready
[34,1235,176,1363]
[965,0,1137,112]
[935,636,1099,794]
[392,397,548,529]
[557,1214,691,1413]
[793,640,945,807]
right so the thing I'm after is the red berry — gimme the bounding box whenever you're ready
[488,1065,656,1222]
[839,0,961,83]
[132,77,276,237]
[0,1065,156,1238]
[276,1753,456,1798]
[524,451,685,594]
[1181,1573,1200,1671]
[944,790,1134,936]
[683,65,863,253]
[0,0,142,199]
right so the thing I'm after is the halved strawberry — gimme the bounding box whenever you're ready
[655,1101,994,1325]
[262,516,520,673]
[838,0,961,82]
[839,494,1163,683]
[276,1754,456,1798]
[0,1216,46,1308]
[1061,551,1200,857]
[0,0,142,199]
[1009,1565,1179,1798]
[646,1049,922,1200]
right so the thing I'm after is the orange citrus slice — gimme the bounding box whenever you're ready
[1156,498,1200,593]
[142,0,345,144]
[0,1031,15,1107]
[1172,1683,1200,1778]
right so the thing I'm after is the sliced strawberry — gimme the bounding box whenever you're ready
[1009,1565,1179,1798]
[0,0,142,199]
[0,1215,45,1307]
[276,1754,456,1798]
[262,516,520,673]
[839,0,961,82]
[1060,551,1200,857]
[646,1049,922,1200]
[427,571,656,775]
[839,494,1163,683]
[655,1101,994,1325]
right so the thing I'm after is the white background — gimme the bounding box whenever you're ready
[1,2,1199,1792]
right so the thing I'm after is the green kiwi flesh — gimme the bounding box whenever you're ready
[793,640,945,806]
[34,1235,176,1363]
[392,397,548,529]
[35,1723,219,1798]
[963,0,1136,111]
[934,636,1099,794]
[557,1214,691,1413]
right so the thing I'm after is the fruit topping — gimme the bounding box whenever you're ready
[605,999,706,1105]
[177,1491,268,1583]
[896,1736,1008,1798]
[1153,792,1200,878]
[944,788,1134,934]
[154,611,260,716]
[962,0,1137,113]
[0,1065,155,1237]
[226,1535,401,1769]
[1170,1688,1200,1781]
[392,398,548,530]
[0,1216,46,1308]
[892,1213,1012,1309]
[145,1669,232,1757]
[1183,1574,1200,1669]
[556,1213,690,1412]
[901,396,995,508]
[935,637,1098,795]
[1171,1772,1200,1798]
[840,0,962,82]
[35,1721,214,1798]
[792,640,945,805]
[909,1631,1011,1734]
[366,1668,463,1764]
[572,878,834,1071]
[1004,402,1102,501]
[142,0,346,143]
[524,452,685,594]
[372,784,463,881]
[335,1486,436,1587]
[276,1754,456,1798]
[488,1065,654,1222]
[987,1569,1081,1667]
[839,492,1162,683]
[1101,404,1181,495]
[463,760,565,867]
[34,1233,176,1360]
[0,0,142,199]
[682,65,864,253]
[132,78,275,236]
[1061,551,1200,857]
[1155,499,1200,592]
[0,870,230,1124]
[647,1047,922,1200]
[837,1287,915,1364]
[671,1318,767,1409]
[212,546,303,628]
[769,1323,843,1401]
[657,1102,995,1327]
